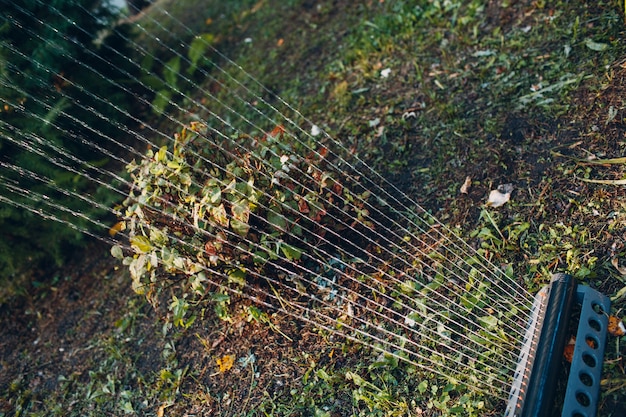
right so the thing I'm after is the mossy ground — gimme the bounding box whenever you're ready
[2,0,626,416]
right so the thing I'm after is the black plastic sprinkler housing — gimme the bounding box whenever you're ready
[505,273,611,417]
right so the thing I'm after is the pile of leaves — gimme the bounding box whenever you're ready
[113,122,371,324]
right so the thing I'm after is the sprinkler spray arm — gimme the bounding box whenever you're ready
[521,273,576,417]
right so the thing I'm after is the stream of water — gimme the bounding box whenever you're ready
[0,1,540,410]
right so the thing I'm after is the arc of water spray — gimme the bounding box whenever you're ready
[1,2,540,406]
[0,25,530,348]
[2,8,532,356]
[0,80,516,390]
[0,76,529,377]
[6,0,532,360]
[2,4,533,339]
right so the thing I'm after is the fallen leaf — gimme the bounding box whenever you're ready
[205,241,218,256]
[270,125,285,136]
[585,38,609,52]
[216,354,235,373]
[611,286,626,302]
[157,403,170,417]
[130,235,152,253]
[472,49,496,57]
[109,221,125,237]
[564,44,571,57]
[238,353,256,368]
[368,118,380,127]
[606,105,618,124]
[486,184,513,207]
[608,316,626,337]
[611,257,626,275]
[460,176,472,194]
[586,337,597,349]
[110,245,123,260]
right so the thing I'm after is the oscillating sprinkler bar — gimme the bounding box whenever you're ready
[505,273,611,417]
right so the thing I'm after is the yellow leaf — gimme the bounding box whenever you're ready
[608,316,626,337]
[216,354,235,373]
[156,145,168,162]
[108,221,125,237]
[130,235,152,253]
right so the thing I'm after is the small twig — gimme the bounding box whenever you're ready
[242,360,255,411]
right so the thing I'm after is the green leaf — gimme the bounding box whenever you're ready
[110,245,123,259]
[231,218,250,236]
[140,74,165,90]
[211,292,230,303]
[187,33,214,75]
[585,38,609,52]
[443,383,456,393]
[478,315,498,330]
[420,274,444,295]
[169,295,189,326]
[460,293,478,310]
[317,369,331,382]
[42,98,70,127]
[267,209,287,231]
[399,279,417,295]
[253,251,269,264]
[207,186,221,204]
[121,401,134,414]
[579,177,626,185]
[280,243,302,261]
[156,146,168,163]
[130,235,152,253]
[247,305,264,322]
[152,89,172,115]
[163,56,181,88]
[417,380,428,394]
[167,159,181,169]
[227,268,246,287]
